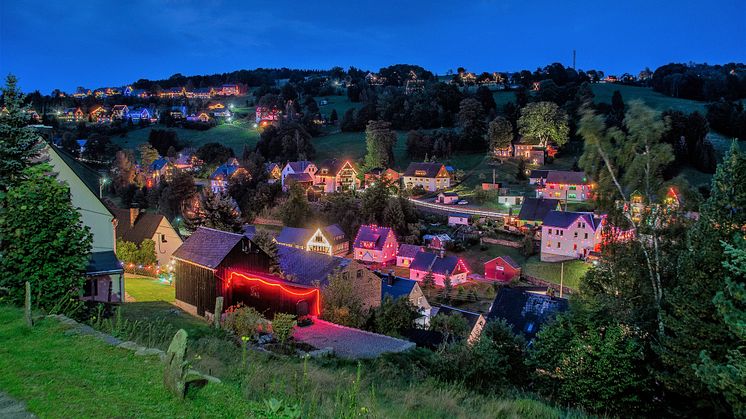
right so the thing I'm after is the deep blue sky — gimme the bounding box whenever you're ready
[2,0,744,94]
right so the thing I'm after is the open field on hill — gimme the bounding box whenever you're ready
[113,120,260,153]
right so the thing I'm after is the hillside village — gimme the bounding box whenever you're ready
[2,57,746,418]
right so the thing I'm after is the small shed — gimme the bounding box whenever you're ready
[436,192,459,205]
[447,213,470,226]
[483,256,521,282]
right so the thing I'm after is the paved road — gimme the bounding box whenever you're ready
[408,197,509,220]
[293,319,414,359]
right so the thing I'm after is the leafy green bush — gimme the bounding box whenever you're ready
[223,303,269,340]
[271,313,296,344]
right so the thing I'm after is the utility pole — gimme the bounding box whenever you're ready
[573,49,576,70]
[560,262,564,298]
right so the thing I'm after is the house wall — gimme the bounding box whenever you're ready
[484,259,521,281]
[540,220,601,261]
[536,183,591,202]
[354,232,398,264]
[403,175,450,192]
[397,256,414,267]
[345,262,382,310]
[152,218,183,266]
[46,145,116,253]
[448,216,469,226]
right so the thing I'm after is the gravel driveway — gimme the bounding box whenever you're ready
[293,319,415,359]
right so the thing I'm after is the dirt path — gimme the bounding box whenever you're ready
[0,392,36,419]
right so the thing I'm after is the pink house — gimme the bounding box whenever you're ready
[409,251,469,286]
[353,225,398,264]
[540,211,605,262]
[396,244,423,267]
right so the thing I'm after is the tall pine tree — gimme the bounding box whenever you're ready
[660,142,746,415]
[0,75,43,191]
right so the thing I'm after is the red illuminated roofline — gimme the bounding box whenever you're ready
[227,271,321,316]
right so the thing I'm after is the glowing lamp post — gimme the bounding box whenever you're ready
[99,177,109,198]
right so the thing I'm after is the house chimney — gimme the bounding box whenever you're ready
[439,249,445,258]
[129,208,139,227]
[387,270,395,286]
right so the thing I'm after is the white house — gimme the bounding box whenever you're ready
[281,161,317,189]
[448,213,470,226]
[540,211,605,262]
[403,162,450,192]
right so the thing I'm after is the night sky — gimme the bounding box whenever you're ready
[1,0,744,94]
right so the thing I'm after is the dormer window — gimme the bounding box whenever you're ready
[414,170,427,176]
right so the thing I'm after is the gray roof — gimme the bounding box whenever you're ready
[435,305,482,331]
[487,287,569,341]
[276,227,312,247]
[287,161,314,173]
[409,252,465,275]
[397,244,423,259]
[86,251,123,275]
[545,170,589,185]
[403,162,446,178]
[172,227,244,269]
[517,197,561,222]
[542,211,602,230]
[278,245,351,287]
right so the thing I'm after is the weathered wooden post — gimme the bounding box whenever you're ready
[213,296,223,329]
[24,281,33,327]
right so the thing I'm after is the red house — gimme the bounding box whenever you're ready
[483,256,522,282]
[353,225,398,264]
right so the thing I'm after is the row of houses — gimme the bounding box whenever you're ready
[66,84,245,99]
[58,105,156,124]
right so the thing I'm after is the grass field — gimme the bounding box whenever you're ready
[113,120,260,154]
[314,94,362,120]
[0,306,581,418]
[125,274,175,302]
[459,244,589,290]
[591,83,708,114]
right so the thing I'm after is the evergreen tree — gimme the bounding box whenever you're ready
[421,270,436,298]
[695,238,746,418]
[661,142,746,414]
[373,296,419,337]
[364,120,397,169]
[442,274,453,303]
[329,108,338,124]
[0,165,93,308]
[280,183,310,227]
[360,178,390,224]
[251,230,282,276]
[187,190,242,232]
[383,197,406,236]
[112,150,136,194]
[457,98,487,151]
[0,75,43,191]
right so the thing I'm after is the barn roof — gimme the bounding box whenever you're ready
[487,287,568,341]
[277,245,351,287]
[517,197,561,222]
[172,227,244,269]
[485,255,521,270]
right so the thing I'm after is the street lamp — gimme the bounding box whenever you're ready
[99,177,109,198]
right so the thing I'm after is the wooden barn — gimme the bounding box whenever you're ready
[172,227,321,318]
[483,256,522,282]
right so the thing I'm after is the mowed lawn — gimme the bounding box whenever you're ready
[0,306,256,418]
[125,274,175,302]
[113,120,260,154]
[591,83,708,114]
[459,244,589,290]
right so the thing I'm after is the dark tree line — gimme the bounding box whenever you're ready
[652,62,746,101]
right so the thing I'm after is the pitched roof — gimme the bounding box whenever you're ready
[353,225,393,251]
[379,274,417,301]
[242,225,257,240]
[517,197,561,222]
[277,245,351,287]
[397,244,423,259]
[403,162,446,178]
[542,211,602,230]
[435,305,483,331]
[529,170,549,179]
[86,251,123,275]
[485,255,521,270]
[449,212,469,218]
[149,157,169,171]
[487,287,569,341]
[317,159,344,175]
[409,252,464,275]
[545,170,589,185]
[112,209,165,244]
[210,161,240,180]
[172,227,244,269]
[47,144,114,218]
[276,226,312,247]
[286,161,314,173]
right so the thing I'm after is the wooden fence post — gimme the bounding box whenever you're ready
[213,296,223,329]
[24,281,33,327]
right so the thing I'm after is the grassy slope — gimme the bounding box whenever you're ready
[125,274,175,302]
[591,83,707,114]
[113,120,260,154]
[0,304,581,418]
[0,306,256,418]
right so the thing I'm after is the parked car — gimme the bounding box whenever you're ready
[457,200,469,205]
